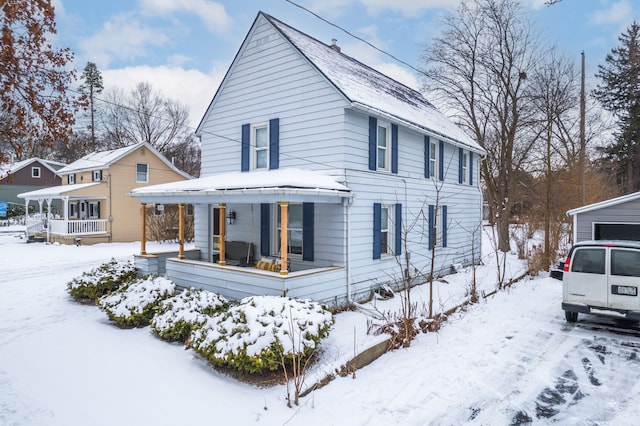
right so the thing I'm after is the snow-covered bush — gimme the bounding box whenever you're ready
[151,288,228,343]
[67,258,138,304]
[190,296,333,374]
[98,276,176,328]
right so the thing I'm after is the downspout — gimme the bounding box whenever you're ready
[108,174,113,242]
[345,193,354,304]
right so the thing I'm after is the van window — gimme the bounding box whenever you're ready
[611,249,640,277]
[571,248,605,274]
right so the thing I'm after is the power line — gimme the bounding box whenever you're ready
[283,0,424,75]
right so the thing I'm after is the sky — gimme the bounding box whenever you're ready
[51,0,640,128]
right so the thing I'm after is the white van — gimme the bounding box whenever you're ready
[562,240,640,322]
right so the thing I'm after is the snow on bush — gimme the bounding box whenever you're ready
[190,296,334,374]
[98,276,176,328]
[151,288,229,343]
[67,258,138,303]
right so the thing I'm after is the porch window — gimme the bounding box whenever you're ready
[212,207,220,251]
[69,202,78,219]
[88,202,100,219]
[32,167,41,178]
[68,174,76,184]
[136,163,149,183]
[277,203,303,255]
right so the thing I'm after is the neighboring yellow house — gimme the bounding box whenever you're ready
[18,142,191,244]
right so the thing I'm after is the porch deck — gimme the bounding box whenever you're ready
[26,218,107,236]
[165,258,348,306]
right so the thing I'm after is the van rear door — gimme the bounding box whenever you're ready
[608,248,640,311]
[565,247,608,306]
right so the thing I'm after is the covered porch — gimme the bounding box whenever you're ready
[130,169,355,305]
[19,183,109,243]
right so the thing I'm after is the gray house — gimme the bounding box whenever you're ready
[568,192,640,243]
[131,12,485,307]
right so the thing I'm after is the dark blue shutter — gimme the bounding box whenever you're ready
[260,203,270,256]
[368,116,377,171]
[241,123,250,171]
[302,203,314,261]
[442,205,448,247]
[269,118,279,170]
[428,204,435,250]
[373,203,381,259]
[395,203,402,255]
[458,148,464,184]
[438,140,444,181]
[391,124,398,174]
[97,202,101,218]
[424,136,430,178]
[469,152,474,185]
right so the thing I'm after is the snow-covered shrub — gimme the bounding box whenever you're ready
[98,276,176,328]
[151,288,228,343]
[190,296,333,374]
[67,258,138,303]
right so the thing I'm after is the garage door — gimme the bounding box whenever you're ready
[594,223,640,241]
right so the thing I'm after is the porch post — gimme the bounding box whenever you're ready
[178,203,185,260]
[218,203,226,265]
[140,203,147,255]
[45,198,52,243]
[279,201,288,276]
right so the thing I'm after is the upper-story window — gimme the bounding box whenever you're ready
[68,174,76,184]
[253,124,269,169]
[430,141,437,178]
[377,124,390,170]
[32,167,41,178]
[92,170,102,182]
[136,163,149,183]
[462,152,468,183]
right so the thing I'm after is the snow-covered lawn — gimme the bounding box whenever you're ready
[1,226,639,425]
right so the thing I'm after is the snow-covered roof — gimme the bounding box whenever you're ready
[0,158,67,179]
[130,168,351,203]
[17,183,101,200]
[263,13,484,154]
[567,191,640,216]
[57,142,191,179]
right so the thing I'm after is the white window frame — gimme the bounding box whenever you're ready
[154,204,164,216]
[69,202,78,219]
[462,152,468,183]
[136,163,149,183]
[252,123,269,170]
[68,174,75,184]
[380,205,391,255]
[430,141,437,178]
[376,123,391,171]
[88,202,100,219]
[32,167,41,178]
[92,170,102,182]
[275,203,304,258]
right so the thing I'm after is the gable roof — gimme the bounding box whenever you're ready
[0,158,66,179]
[197,12,483,154]
[56,142,192,179]
[567,191,640,216]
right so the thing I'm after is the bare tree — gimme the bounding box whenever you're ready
[422,0,539,252]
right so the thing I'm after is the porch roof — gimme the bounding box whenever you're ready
[17,183,101,200]
[129,168,352,204]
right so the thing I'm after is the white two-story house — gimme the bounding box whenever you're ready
[131,12,485,307]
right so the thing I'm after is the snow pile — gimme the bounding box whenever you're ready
[67,258,137,303]
[99,276,176,327]
[151,288,229,343]
[191,296,334,374]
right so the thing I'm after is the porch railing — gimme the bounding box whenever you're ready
[25,218,44,235]
[49,219,108,236]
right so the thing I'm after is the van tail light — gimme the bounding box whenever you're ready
[563,257,571,272]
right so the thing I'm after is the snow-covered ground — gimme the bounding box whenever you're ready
[1,226,639,425]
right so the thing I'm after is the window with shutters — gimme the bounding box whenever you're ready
[377,124,390,171]
[253,124,269,169]
[430,141,437,178]
[88,202,100,219]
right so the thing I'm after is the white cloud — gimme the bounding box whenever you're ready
[358,0,461,16]
[139,0,233,33]
[79,14,168,68]
[591,0,632,25]
[102,65,227,128]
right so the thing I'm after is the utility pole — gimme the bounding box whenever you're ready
[579,51,586,204]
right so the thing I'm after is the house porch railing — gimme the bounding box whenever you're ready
[25,218,44,235]
[48,219,108,236]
